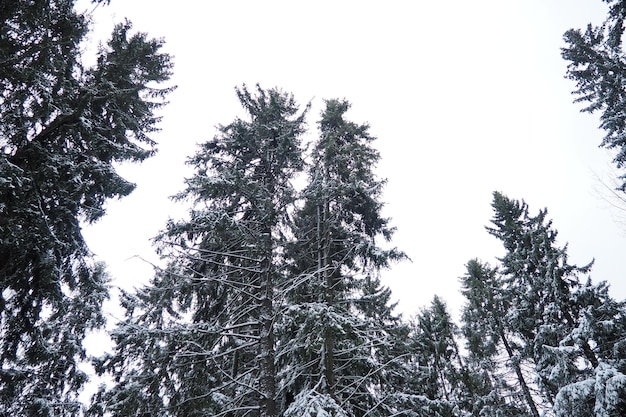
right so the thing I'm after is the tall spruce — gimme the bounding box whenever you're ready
[93,85,307,417]
[278,99,405,417]
[487,192,597,403]
[562,0,626,189]
[463,192,626,416]
[0,1,172,415]
[559,3,626,410]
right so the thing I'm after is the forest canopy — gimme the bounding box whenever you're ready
[1,1,626,416]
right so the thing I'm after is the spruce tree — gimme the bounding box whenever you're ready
[93,85,307,417]
[466,192,626,416]
[0,1,172,415]
[278,99,405,417]
[460,259,535,417]
[397,296,472,417]
[552,280,626,416]
[562,0,626,188]
[487,192,597,403]
[559,3,626,410]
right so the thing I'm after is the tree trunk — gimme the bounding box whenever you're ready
[259,230,276,417]
[319,184,336,396]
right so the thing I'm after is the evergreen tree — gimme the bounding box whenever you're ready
[559,3,626,410]
[552,280,626,416]
[487,192,596,403]
[466,192,626,416]
[562,0,626,188]
[278,99,405,417]
[460,259,535,417]
[415,296,462,404]
[93,85,307,417]
[0,1,172,415]
[397,296,471,417]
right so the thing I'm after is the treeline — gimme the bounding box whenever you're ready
[2,0,626,416]
[85,81,626,416]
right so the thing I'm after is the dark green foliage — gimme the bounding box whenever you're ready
[97,95,407,417]
[395,296,471,417]
[412,296,461,402]
[488,192,597,400]
[278,99,405,416]
[461,192,626,416]
[0,0,172,414]
[460,192,597,416]
[89,267,224,417]
[460,260,533,417]
[562,0,626,188]
[95,85,307,417]
[461,260,502,364]
[551,280,626,416]
[574,279,626,369]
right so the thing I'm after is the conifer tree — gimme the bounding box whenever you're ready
[396,296,473,417]
[552,280,626,416]
[93,85,307,417]
[562,0,626,188]
[465,192,626,416]
[278,99,405,417]
[460,259,536,417]
[487,192,597,403]
[0,1,172,415]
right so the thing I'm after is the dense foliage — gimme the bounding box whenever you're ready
[279,99,405,416]
[0,0,172,415]
[90,83,626,416]
[4,1,626,416]
[563,0,626,188]
[92,89,407,417]
[91,85,309,417]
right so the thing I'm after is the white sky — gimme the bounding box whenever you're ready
[80,0,626,322]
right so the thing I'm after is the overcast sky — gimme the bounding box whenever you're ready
[80,0,626,321]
